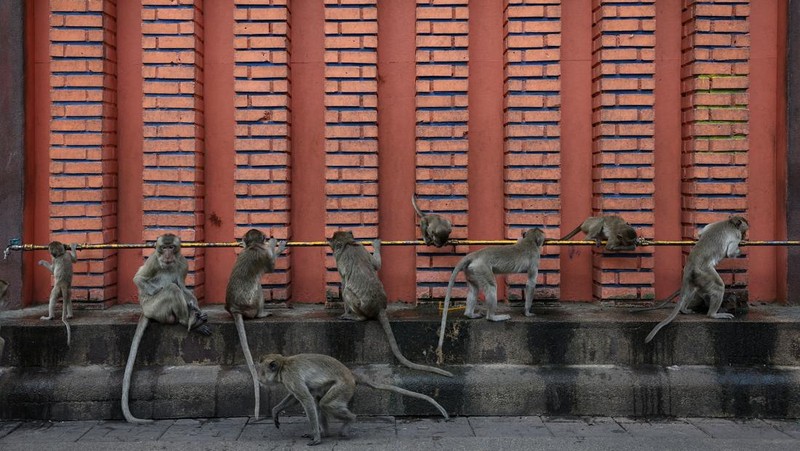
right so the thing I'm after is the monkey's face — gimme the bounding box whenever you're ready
[156,235,181,267]
[730,216,749,236]
[243,228,266,248]
[328,231,355,251]
[48,241,66,258]
[618,228,638,245]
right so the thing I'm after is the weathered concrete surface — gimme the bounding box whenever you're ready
[1,303,800,419]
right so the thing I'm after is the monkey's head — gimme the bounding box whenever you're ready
[617,226,638,246]
[729,216,749,236]
[48,241,66,258]
[258,354,285,384]
[521,228,546,247]
[242,228,267,248]
[156,233,181,267]
[328,230,356,251]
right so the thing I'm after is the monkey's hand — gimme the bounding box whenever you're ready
[37,260,47,266]
[371,239,381,251]
[192,324,212,336]
[70,243,78,252]
[194,310,208,323]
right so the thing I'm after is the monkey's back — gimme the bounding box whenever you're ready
[334,244,387,316]
[287,353,356,388]
[225,247,271,315]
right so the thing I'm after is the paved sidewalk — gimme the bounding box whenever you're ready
[0,416,798,450]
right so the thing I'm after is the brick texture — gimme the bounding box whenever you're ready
[681,1,750,289]
[49,0,118,304]
[591,0,656,300]
[415,0,469,301]
[324,0,379,298]
[141,0,205,299]
[233,0,291,302]
[504,0,561,300]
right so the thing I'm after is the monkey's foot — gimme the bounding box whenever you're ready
[711,313,735,320]
[487,314,511,322]
[339,313,366,321]
[256,311,273,318]
[524,310,535,318]
[192,324,213,336]
[66,314,73,319]
[463,312,484,319]
[303,434,322,446]
[40,315,53,321]
[195,311,208,322]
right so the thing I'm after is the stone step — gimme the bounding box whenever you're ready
[1,304,799,368]
[1,364,799,420]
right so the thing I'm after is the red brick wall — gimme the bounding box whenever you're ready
[24,0,786,306]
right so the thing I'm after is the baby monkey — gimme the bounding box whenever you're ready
[412,194,452,247]
[259,353,448,446]
[562,215,638,251]
[38,241,77,346]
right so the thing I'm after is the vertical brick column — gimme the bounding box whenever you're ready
[324,0,379,296]
[504,0,561,300]
[415,0,469,301]
[142,1,205,298]
[49,0,118,304]
[682,1,749,290]
[591,1,655,300]
[234,0,291,302]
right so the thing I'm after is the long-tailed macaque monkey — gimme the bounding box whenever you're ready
[437,228,545,362]
[328,231,452,377]
[122,233,212,423]
[0,279,8,358]
[412,194,452,247]
[258,353,448,446]
[644,216,749,343]
[561,215,638,251]
[38,241,77,346]
[225,228,286,420]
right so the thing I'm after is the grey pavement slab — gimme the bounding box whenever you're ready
[0,421,21,439]
[765,419,800,439]
[543,416,629,437]
[468,415,553,438]
[79,419,175,442]
[158,417,249,442]
[616,418,708,438]
[396,417,472,439]
[0,420,94,444]
[688,417,793,440]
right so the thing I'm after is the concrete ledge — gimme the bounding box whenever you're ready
[1,304,800,367]
[1,364,799,420]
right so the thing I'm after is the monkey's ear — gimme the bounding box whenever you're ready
[730,216,746,227]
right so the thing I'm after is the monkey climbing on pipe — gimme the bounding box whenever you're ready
[644,215,749,343]
[412,194,452,247]
[328,230,453,377]
[225,228,286,420]
[122,233,212,423]
[258,353,448,446]
[38,241,77,347]
[436,228,545,363]
[561,215,638,251]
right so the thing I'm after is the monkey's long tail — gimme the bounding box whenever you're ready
[560,224,583,241]
[122,316,153,424]
[436,259,468,364]
[411,194,424,219]
[61,307,71,348]
[234,313,260,420]
[358,377,449,419]
[630,289,681,313]
[644,287,695,343]
[378,311,453,378]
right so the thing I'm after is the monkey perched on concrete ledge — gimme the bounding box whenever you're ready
[38,241,77,347]
[122,233,212,423]
[436,228,545,362]
[412,194,452,247]
[258,353,448,446]
[561,215,638,251]
[225,228,286,420]
[644,216,749,343]
[329,230,452,377]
